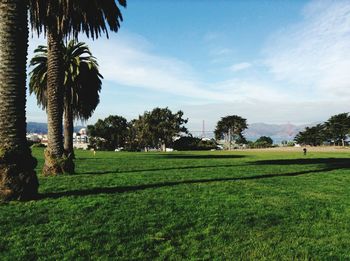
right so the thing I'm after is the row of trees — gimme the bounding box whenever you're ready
[88,108,188,151]
[0,0,127,201]
[294,113,350,146]
[88,113,266,151]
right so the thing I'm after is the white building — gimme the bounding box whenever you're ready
[73,128,89,150]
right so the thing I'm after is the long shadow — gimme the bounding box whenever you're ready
[79,157,350,175]
[40,167,334,200]
[39,157,350,200]
[79,164,241,175]
[77,155,246,161]
[77,157,129,161]
[254,158,350,169]
[160,154,246,159]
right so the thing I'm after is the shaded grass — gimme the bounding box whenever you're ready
[1,149,350,259]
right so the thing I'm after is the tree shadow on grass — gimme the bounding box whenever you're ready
[39,157,350,200]
[77,157,127,161]
[159,154,246,159]
[78,154,246,161]
[79,164,242,175]
[40,166,336,200]
[78,154,247,175]
[253,158,350,169]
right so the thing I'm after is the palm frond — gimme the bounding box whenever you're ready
[29,0,127,39]
[29,40,102,120]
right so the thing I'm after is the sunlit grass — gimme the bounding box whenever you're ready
[1,148,350,259]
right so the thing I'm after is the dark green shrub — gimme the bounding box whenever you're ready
[173,137,217,151]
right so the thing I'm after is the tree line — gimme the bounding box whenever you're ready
[88,112,276,151]
[87,108,224,152]
[88,108,188,151]
[294,113,350,146]
[88,111,246,151]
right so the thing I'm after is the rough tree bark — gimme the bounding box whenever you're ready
[63,105,75,173]
[42,28,65,176]
[64,106,74,157]
[0,0,38,201]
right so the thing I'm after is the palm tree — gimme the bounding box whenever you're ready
[28,0,126,175]
[29,41,103,173]
[0,0,38,201]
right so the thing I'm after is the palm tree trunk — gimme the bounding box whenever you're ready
[64,106,75,158]
[0,0,38,201]
[42,28,65,176]
[63,105,75,173]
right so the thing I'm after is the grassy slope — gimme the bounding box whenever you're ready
[1,148,350,260]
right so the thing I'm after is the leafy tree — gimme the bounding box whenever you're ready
[294,124,325,146]
[29,0,126,175]
[0,0,38,201]
[123,120,140,152]
[134,107,188,151]
[324,113,350,146]
[253,136,273,148]
[214,115,248,147]
[88,115,129,151]
[29,41,102,173]
[256,136,273,145]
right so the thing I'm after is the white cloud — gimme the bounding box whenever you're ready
[229,62,252,72]
[82,33,286,104]
[92,45,222,101]
[25,1,350,128]
[26,30,322,125]
[264,0,350,97]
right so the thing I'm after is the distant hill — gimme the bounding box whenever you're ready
[193,122,318,144]
[27,122,85,134]
[244,122,318,144]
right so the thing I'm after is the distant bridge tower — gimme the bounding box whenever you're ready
[202,120,205,138]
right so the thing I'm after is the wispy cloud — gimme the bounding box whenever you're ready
[229,62,252,72]
[28,31,286,123]
[263,0,350,97]
[87,35,223,102]
[26,1,350,127]
[82,33,285,104]
[209,47,232,57]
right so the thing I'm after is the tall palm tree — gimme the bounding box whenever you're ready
[28,0,126,175]
[29,41,103,173]
[0,0,38,201]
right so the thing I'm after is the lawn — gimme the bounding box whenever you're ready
[1,148,350,260]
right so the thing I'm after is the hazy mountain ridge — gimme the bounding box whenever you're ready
[244,122,319,143]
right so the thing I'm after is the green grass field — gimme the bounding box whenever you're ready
[1,148,350,260]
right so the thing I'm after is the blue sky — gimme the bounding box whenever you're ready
[27,0,350,131]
